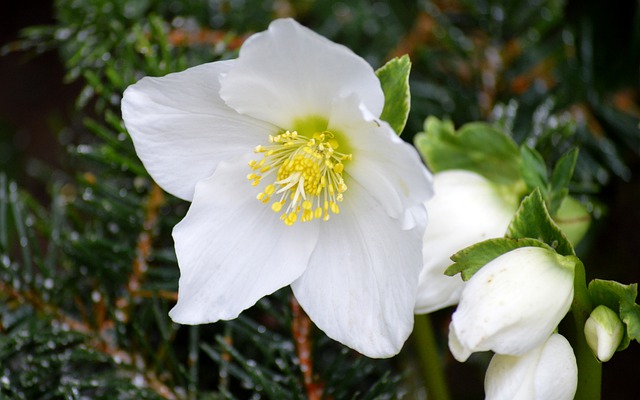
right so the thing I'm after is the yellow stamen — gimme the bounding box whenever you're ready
[247,129,351,225]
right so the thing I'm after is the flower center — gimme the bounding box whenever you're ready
[247,130,352,226]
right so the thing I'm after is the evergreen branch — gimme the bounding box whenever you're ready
[0,278,179,399]
[116,183,166,324]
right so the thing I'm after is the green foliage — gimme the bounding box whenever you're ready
[519,146,580,215]
[414,117,521,184]
[507,189,575,256]
[519,146,548,192]
[588,280,640,351]
[376,55,412,135]
[445,237,552,280]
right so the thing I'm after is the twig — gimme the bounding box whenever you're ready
[116,183,165,323]
[167,28,247,50]
[290,295,323,400]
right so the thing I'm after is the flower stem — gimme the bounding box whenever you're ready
[570,259,602,400]
[413,314,451,400]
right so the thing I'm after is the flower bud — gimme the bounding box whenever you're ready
[448,247,575,361]
[485,333,578,400]
[584,305,623,362]
[554,196,590,247]
[415,170,519,313]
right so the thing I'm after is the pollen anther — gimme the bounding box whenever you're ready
[248,129,350,226]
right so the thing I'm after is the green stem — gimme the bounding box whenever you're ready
[570,258,602,400]
[413,314,451,400]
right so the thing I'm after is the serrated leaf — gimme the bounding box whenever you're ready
[414,117,521,184]
[587,280,640,349]
[620,302,640,342]
[376,55,411,135]
[445,237,552,280]
[587,280,637,309]
[506,188,575,256]
[519,145,548,192]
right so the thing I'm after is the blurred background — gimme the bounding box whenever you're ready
[1,0,639,398]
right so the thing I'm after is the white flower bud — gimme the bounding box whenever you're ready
[416,170,519,313]
[449,247,575,361]
[584,305,624,362]
[485,333,578,400]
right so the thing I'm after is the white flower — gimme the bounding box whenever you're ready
[448,247,575,362]
[415,170,518,314]
[485,333,578,400]
[121,18,433,358]
[584,304,624,362]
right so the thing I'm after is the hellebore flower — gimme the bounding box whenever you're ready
[448,247,575,362]
[121,18,433,357]
[584,304,624,362]
[415,170,519,314]
[484,333,578,400]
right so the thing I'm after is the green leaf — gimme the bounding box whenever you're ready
[588,280,637,312]
[620,302,640,342]
[413,117,521,184]
[551,148,579,194]
[519,145,548,192]
[446,237,552,280]
[588,280,640,349]
[376,55,411,135]
[549,148,579,214]
[506,188,575,256]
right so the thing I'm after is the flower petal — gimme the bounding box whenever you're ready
[290,179,426,358]
[328,95,433,228]
[415,170,517,313]
[533,334,578,400]
[220,18,384,129]
[450,247,574,358]
[485,333,577,400]
[121,60,276,201]
[169,156,319,324]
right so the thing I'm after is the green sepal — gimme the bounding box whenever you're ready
[506,188,575,256]
[376,55,411,136]
[414,117,521,184]
[445,237,553,281]
[588,280,640,350]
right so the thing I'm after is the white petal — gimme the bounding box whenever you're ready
[328,95,433,228]
[447,322,473,362]
[415,170,517,313]
[533,334,578,400]
[485,334,577,400]
[451,247,574,356]
[485,349,537,399]
[290,179,426,358]
[121,60,276,201]
[220,18,384,128]
[415,272,465,315]
[169,156,319,324]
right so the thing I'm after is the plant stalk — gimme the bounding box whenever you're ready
[413,314,451,400]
